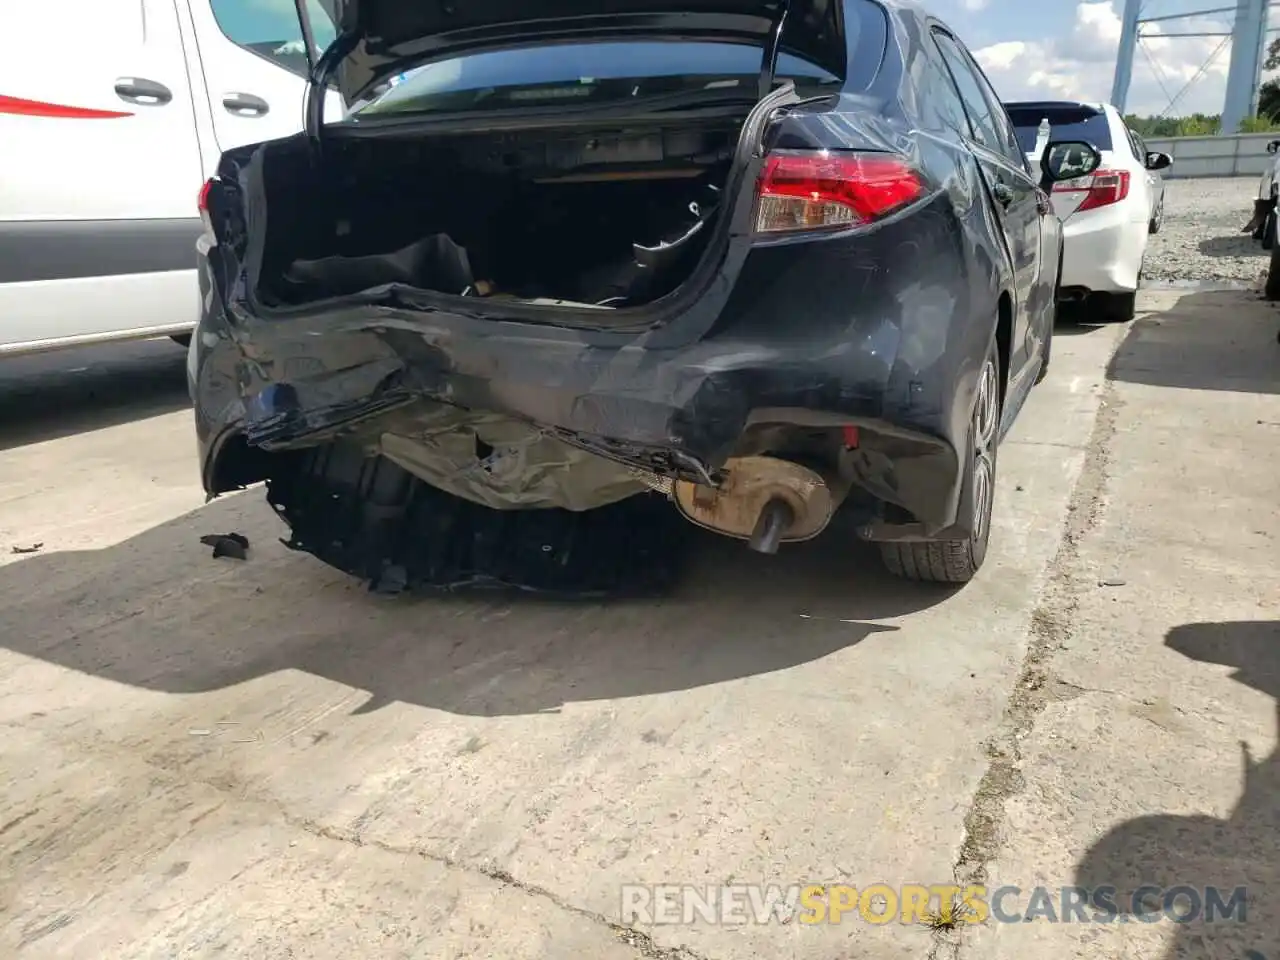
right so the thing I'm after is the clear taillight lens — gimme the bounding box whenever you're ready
[754,150,925,234]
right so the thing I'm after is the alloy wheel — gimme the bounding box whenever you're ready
[971,357,999,540]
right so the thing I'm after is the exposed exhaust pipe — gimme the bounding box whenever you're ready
[670,456,850,553]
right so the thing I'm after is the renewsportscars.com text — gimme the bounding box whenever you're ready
[620,883,1249,926]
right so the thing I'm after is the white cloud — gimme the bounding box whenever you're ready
[974,1,1236,116]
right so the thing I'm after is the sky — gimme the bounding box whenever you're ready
[932,0,1278,117]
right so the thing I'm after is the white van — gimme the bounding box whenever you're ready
[0,0,340,356]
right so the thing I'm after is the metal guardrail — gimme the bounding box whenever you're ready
[1142,132,1279,179]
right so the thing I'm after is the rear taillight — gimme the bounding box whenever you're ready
[198,178,215,233]
[1052,168,1130,212]
[754,150,924,234]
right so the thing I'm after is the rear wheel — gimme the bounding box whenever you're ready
[1036,241,1064,385]
[1034,320,1053,385]
[170,333,192,348]
[1264,212,1277,251]
[879,339,1000,584]
[1096,290,1137,323]
[1148,196,1164,234]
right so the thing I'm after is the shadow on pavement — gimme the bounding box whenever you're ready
[1074,620,1280,960]
[0,339,189,452]
[1107,290,1280,395]
[1197,236,1265,260]
[1053,306,1122,335]
[0,492,948,716]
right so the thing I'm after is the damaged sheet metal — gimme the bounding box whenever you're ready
[190,0,1064,588]
[357,401,656,511]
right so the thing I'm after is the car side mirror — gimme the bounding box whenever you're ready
[1039,140,1102,189]
[1144,151,1172,171]
[1268,140,1280,154]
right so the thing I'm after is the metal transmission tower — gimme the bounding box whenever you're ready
[1110,0,1271,132]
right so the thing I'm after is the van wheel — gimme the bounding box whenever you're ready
[171,334,192,348]
[1148,197,1164,234]
[1264,212,1277,251]
[879,340,1000,584]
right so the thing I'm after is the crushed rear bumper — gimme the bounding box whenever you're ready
[192,206,993,542]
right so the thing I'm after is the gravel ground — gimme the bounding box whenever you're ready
[1144,175,1268,286]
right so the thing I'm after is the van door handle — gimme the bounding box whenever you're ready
[222,92,269,117]
[114,78,172,106]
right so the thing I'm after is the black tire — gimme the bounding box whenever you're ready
[1148,196,1164,235]
[1036,240,1064,384]
[1264,242,1280,301]
[879,339,1000,584]
[1264,213,1277,251]
[1096,291,1137,323]
[171,333,192,348]
[1035,320,1053,385]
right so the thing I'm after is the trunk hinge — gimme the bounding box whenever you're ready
[758,0,792,100]
[295,0,358,146]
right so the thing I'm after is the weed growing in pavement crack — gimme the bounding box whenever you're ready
[933,375,1122,957]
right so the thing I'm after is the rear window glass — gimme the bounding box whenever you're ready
[354,41,843,117]
[1007,107,1113,153]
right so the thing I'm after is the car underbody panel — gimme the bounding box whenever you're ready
[268,441,690,596]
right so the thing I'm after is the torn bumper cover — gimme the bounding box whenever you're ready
[192,207,981,552]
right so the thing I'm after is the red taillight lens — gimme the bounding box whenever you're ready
[198,178,216,234]
[198,178,214,214]
[1053,168,1129,212]
[755,150,924,234]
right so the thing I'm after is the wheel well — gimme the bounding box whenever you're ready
[996,292,1013,402]
[209,432,277,494]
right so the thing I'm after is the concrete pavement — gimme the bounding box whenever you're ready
[0,293,1275,960]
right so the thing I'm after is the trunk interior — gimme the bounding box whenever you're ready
[253,120,745,311]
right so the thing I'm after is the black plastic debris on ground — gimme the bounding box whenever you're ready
[10,542,43,555]
[266,446,689,599]
[200,532,250,560]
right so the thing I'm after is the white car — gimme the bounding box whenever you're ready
[0,0,343,357]
[1005,100,1171,323]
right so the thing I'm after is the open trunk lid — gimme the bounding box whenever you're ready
[299,0,847,107]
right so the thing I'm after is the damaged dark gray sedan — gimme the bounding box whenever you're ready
[190,0,1101,592]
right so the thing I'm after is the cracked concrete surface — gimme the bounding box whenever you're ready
[0,289,1276,960]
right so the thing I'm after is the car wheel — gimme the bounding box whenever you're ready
[1264,212,1277,251]
[171,333,192,348]
[1264,241,1280,301]
[1035,244,1062,385]
[1148,196,1164,234]
[879,340,1000,584]
[1096,290,1137,323]
[1034,320,1053,385]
